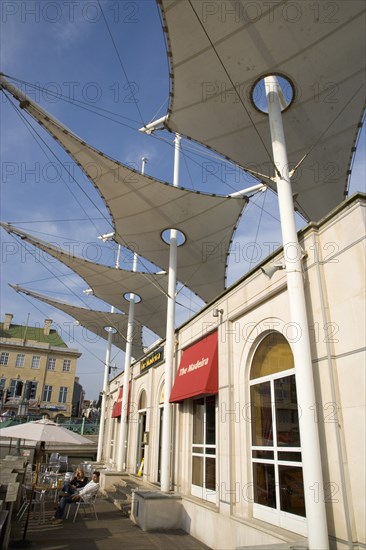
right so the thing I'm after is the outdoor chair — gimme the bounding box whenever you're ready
[65,491,99,523]
[49,452,60,464]
[16,485,46,524]
[41,464,60,476]
[79,462,93,477]
[23,465,33,485]
[63,471,73,482]
[40,463,61,486]
[59,455,68,472]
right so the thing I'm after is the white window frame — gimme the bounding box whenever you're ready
[191,395,217,504]
[42,385,52,402]
[62,359,71,372]
[47,357,56,371]
[16,354,25,367]
[0,352,9,366]
[250,368,307,536]
[31,355,41,369]
[58,386,68,403]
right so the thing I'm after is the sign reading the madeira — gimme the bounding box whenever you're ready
[179,357,209,376]
[140,347,164,373]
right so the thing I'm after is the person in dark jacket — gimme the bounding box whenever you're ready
[58,467,88,497]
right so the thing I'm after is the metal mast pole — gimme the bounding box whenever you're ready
[117,157,146,471]
[160,134,181,492]
[97,244,121,462]
[264,76,329,549]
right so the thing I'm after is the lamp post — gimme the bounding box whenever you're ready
[96,235,121,463]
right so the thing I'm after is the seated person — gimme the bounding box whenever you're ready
[51,471,100,524]
[59,467,88,496]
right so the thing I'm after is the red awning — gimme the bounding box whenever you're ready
[111,384,130,418]
[170,331,218,403]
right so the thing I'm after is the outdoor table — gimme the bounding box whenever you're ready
[37,470,64,501]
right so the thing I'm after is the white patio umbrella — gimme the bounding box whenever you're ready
[0,418,93,445]
[1,418,94,547]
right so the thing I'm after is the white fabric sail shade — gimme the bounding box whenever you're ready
[9,284,144,359]
[1,222,169,338]
[158,0,365,221]
[0,75,247,304]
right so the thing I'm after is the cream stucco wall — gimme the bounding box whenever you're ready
[102,195,365,549]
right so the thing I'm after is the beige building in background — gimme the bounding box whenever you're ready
[0,316,81,419]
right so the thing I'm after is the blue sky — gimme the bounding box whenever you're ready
[1,0,365,400]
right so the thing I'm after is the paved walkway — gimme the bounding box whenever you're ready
[9,496,212,550]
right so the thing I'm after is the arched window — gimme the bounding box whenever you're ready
[138,390,147,411]
[250,332,306,535]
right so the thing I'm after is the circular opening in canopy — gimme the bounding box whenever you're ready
[123,292,142,303]
[161,228,186,246]
[104,326,118,334]
[251,74,295,114]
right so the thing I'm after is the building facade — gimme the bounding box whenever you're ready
[0,316,81,419]
[101,194,365,549]
[72,376,85,417]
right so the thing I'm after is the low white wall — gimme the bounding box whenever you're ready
[180,498,307,550]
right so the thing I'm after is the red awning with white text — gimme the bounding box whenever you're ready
[111,384,130,418]
[170,331,218,403]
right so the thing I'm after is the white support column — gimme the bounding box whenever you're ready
[96,244,121,463]
[97,327,113,462]
[160,134,181,493]
[117,156,145,471]
[117,251,138,471]
[265,76,329,549]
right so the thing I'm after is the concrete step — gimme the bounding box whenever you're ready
[104,474,145,516]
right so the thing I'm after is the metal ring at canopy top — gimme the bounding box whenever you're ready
[160,228,187,246]
[123,292,142,304]
[250,73,296,115]
[103,326,118,334]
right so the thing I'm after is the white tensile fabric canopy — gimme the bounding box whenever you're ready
[10,284,145,359]
[0,418,93,444]
[0,76,247,304]
[1,222,169,338]
[159,0,365,221]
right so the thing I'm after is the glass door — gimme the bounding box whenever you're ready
[191,395,217,503]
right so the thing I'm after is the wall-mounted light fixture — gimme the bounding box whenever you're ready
[213,308,224,318]
[260,263,285,279]
[139,115,168,135]
[83,288,93,295]
[98,232,115,243]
